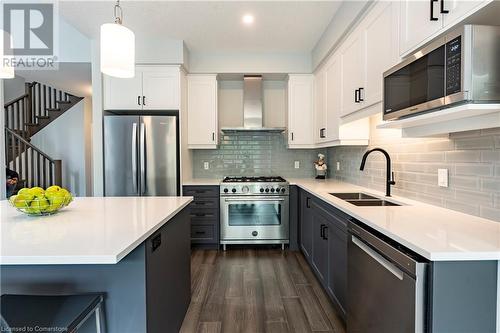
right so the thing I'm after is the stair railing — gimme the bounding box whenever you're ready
[4,82,72,137]
[5,127,62,189]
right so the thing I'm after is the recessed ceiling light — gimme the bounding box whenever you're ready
[242,14,254,25]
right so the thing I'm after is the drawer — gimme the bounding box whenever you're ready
[190,198,218,209]
[189,211,218,221]
[183,186,219,198]
[191,224,216,243]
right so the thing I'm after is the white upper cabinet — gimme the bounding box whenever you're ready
[187,75,218,149]
[103,65,181,110]
[287,75,314,148]
[103,74,143,110]
[141,67,180,110]
[400,0,491,56]
[325,55,341,142]
[340,0,398,119]
[314,69,327,144]
[364,1,399,107]
[340,33,365,117]
[399,0,443,55]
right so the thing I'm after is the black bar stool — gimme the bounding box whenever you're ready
[0,293,106,333]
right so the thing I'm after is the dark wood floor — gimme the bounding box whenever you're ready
[180,248,346,333]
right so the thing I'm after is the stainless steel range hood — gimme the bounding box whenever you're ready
[221,75,285,132]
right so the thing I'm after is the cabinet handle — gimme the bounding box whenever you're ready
[320,224,325,239]
[440,0,449,13]
[306,197,311,208]
[151,233,161,252]
[143,96,146,105]
[195,231,206,235]
[137,96,141,106]
[324,226,328,240]
[212,132,215,141]
[291,132,294,141]
[358,88,364,102]
[320,128,326,138]
[430,0,439,21]
[354,89,359,103]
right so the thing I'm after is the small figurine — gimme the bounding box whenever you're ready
[314,153,327,179]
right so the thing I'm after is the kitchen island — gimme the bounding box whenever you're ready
[0,196,193,333]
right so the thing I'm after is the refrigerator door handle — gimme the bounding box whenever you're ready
[132,123,138,193]
[140,122,146,195]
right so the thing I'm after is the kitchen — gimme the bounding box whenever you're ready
[1,0,500,332]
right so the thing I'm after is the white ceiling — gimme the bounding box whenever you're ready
[59,1,342,53]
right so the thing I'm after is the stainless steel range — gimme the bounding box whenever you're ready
[220,176,289,250]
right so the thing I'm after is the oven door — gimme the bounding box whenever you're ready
[220,196,289,241]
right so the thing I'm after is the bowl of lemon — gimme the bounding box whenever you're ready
[9,186,73,216]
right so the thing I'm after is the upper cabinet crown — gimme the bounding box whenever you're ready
[187,75,218,149]
[399,0,491,56]
[103,66,181,110]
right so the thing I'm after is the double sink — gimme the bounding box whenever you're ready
[330,192,401,206]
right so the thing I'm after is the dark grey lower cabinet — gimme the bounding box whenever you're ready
[183,185,220,247]
[146,208,191,333]
[298,189,348,319]
[299,191,313,259]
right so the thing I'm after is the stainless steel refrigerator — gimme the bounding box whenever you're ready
[104,114,179,196]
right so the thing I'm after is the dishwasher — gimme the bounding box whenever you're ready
[347,221,428,333]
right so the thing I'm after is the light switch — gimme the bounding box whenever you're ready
[203,162,210,170]
[336,162,340,171]
[294,161,300,169]
[438,169,448,187]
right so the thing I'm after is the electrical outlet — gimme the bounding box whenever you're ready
[203,162,210,170]
[294,161,300,169]
[336,162,340,171]
[438,169,448,187]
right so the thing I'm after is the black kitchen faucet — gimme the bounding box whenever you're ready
[360,148,396,197]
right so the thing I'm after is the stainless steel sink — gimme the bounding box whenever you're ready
[330,192,401,207]
[330,192,379,200]
[345,199,401,207]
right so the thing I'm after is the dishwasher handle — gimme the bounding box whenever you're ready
[352,235,404,280]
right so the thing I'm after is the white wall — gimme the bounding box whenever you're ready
[3,75,25,102]
[59,17,91,63]
[30,100,89,196]
[188,52,311,74]
[90,39,104,196]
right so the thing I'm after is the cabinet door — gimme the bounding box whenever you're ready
[340,34,364,117]
[325,55,341,142]
[187,75,218,148]
[142,67,180,110]
[103,74,143,110]
[314,69,327,144]
[299,192,313,259]
[327,224,348,315]
[288,75,314,147]
[399,0,443,55]
[311,208,328,285]
[442,0,490,27]
[364,1,399,107]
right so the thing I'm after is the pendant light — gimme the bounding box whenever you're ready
[100,0,135,78]
[0,30,14,79]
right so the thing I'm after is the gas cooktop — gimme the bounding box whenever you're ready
[222,176,287,183]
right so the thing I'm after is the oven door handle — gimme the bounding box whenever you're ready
[224,198,286,202]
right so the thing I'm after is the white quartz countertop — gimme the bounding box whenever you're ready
[289,178,500,261]
[0,196,192,265]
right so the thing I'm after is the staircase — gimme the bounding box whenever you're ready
[4,81,83,189]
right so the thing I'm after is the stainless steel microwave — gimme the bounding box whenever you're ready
[383,25,500,121]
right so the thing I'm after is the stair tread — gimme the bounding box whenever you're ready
[46,108,61,111]
[25,123,38,126]
[56,100,71,104]
[36,115,50,119]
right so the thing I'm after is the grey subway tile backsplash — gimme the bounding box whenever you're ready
[192,131,325,179]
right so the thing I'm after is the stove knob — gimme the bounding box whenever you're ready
[281,188,286,193]
[260,188,264,193]
[265,188,270,193]
[232,188,237,193]
[223,188,228,193]
[242,186,249,194]
[270,188,275,193]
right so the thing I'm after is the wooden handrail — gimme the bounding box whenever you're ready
[5,127,57,162]
[4,94,29,108]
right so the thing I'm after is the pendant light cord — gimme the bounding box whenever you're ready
[114,0,123,25]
